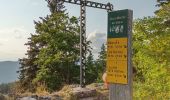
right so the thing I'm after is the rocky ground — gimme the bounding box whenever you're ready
[1,83,109,100]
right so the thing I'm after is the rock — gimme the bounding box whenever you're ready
[38,96,52,100]
[14,84,109,100]
[19,97,36,100]
[31,94,38,99]
[72,87,97,99]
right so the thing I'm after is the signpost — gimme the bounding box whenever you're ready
[107,9,133,100]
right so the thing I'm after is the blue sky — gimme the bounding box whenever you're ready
[0,0,157,61]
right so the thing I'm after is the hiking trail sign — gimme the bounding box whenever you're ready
[107,9,133,100]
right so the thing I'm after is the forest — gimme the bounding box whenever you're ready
[0,0,170,99]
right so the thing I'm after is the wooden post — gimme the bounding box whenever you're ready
[107,9,133,100]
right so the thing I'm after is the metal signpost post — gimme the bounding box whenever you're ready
[107,9,133,100]
[48,0,113,88]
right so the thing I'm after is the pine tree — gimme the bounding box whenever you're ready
[85,51,98,84]
[18,0,80,91]
[97,43,106,72]
[95,43,107,82]
[18,34,40,92]
[32,13,81,91]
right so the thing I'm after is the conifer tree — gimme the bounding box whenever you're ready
[18,34,40,92]
[97,43,106,72]
[95,43,106,82]
[18,0,81,91]
[85,51,98,84]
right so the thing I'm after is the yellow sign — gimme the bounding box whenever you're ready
[106,38,128,84]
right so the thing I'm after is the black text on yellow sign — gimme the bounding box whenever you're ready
[106,38,128,84]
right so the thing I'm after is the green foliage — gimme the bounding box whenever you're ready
[18,36,40,92]
[18,0,83,92]
[18,0,99,92]
[86,51,98,84]
[32,12,80,91]
[133,51,170,99]
[156,0,170,6]
[133,16,170,99]
[132,3,170,99]
[95,43,107,82]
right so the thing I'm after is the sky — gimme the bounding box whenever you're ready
[0,0,158,61]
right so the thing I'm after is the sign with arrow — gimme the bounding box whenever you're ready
[107,9,132,84]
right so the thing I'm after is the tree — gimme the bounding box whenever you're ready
[156,0,170,27]
[18,34,41,92]
[85,51,98,84]
[133,1,170,97]
[32,13,80,91]
[97,43,107,72]
[95,43,107,82]
[133,17,170,99]
[157,0,170,6]
[18,0,82,92]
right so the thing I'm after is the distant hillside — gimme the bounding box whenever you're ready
[0,61,20,84]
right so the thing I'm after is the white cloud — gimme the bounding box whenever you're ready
[87,30,107,59]
[13,28,27,39]
[0,27,28,39]
[0,27,30,61]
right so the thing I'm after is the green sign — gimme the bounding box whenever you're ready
[108,9,129,38]
[107,9,132,84]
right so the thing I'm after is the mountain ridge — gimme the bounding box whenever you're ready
[0,61,20,84]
